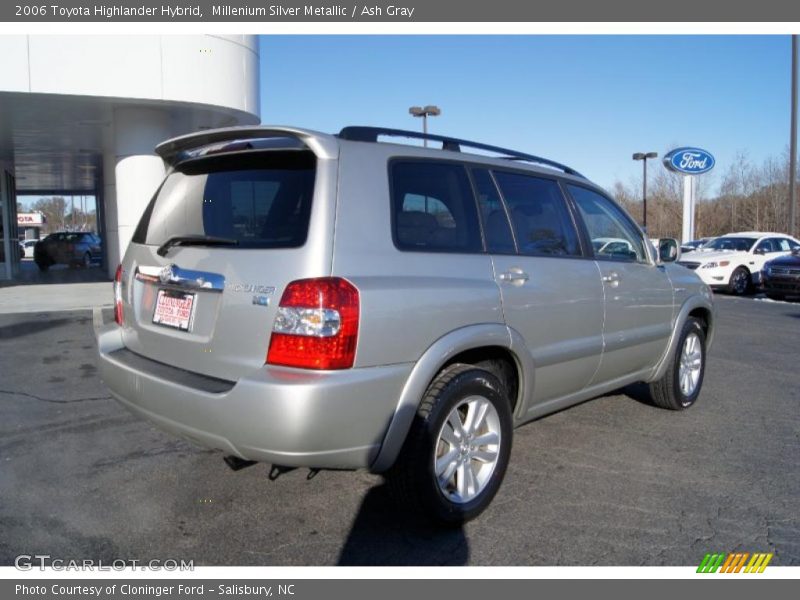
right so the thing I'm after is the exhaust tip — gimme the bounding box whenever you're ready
[223,455,257,471]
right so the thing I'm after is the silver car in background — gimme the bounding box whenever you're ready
[97,126,715,523]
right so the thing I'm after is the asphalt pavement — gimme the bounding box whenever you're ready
[0,295,798,566]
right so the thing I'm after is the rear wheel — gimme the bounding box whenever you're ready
[386,364,513,525]
[647,317,706,410]
[82,252,92,268]
[727,267,751,295]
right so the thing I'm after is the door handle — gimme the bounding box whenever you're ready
[602,271,620,287]
[498,269,530,285]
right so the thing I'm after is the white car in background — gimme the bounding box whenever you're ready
[592,237,635,257]
[678,232,800,295]
[21,239,38,259]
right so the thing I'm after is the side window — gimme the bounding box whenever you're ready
[773,238,791,252]
[567,185,647,263]
[391,161,482,253]
[492,171,580,257]
[756,239,775,254]
[471,169,515,253]
[788,238,800,251]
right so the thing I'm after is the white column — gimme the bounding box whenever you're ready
[103,107,170,276]
[682,175,696,244]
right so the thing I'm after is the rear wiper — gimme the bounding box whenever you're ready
[157,235,239,257]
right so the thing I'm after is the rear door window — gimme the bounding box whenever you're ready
[472,169,515,254]
[132,151,316,249]
[391,161,482,253]
[493,171,581,257]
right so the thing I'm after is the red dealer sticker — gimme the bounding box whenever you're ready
[152,289,196,331]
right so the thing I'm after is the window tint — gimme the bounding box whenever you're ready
[493,172,580,257]
[472,169,515,253]
[133,151,316,249]
[789,239,800,251]
[756,239,775,253]
[392,161,482,252]
[567,185,646,263]
[772,238,791,252]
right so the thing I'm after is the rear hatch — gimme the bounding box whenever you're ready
[118,142,336,381]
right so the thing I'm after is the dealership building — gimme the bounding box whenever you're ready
[0,35,260,280]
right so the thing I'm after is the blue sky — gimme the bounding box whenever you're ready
[259,35,793,194]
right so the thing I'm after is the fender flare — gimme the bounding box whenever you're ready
[648,294,716,383]
[369,323,532,473]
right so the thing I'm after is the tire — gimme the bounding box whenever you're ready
[765,292,785,301]
[35,259,49,272]
[727,267,751,295]
[386,363,513,525]
[82,252,92,268]
[647,317,706,410]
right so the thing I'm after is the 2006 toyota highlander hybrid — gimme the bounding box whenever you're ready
[96,126,716,523]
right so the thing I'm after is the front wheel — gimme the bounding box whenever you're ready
[386,364,513,525]
[727,267,751,295]
[647,317,706,410]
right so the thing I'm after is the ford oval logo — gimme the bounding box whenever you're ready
[664,147,715,175]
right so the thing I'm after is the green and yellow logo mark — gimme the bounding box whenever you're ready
[697,552,773,573]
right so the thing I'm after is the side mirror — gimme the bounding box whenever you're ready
[658,238,680,263]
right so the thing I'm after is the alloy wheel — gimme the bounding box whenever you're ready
[433,395,502,504]
[678,332,703,398]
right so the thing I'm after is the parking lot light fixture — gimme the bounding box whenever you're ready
[409,105,441,147]
[633,151,658,228]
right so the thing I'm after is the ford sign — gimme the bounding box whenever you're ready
[664,147,715,175]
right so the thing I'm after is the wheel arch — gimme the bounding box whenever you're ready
[369,323,531,473]
[648,295,715,383]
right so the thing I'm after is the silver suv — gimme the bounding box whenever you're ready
[97,126,715,523]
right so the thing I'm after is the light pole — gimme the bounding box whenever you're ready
[790,35,798,238]
[633,152,658,229]
[409,105,441,147]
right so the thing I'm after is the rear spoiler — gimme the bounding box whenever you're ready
[155,126,340,166]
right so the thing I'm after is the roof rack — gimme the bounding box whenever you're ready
[338,126,585,178]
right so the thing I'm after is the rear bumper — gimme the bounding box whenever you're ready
[97,326,412,469]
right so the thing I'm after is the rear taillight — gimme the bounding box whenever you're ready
[113,264,124,325]
[266,277,359,370]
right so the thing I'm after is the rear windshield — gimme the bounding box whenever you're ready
[132,151,316,249]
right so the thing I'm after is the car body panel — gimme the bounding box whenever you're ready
[591,261,674,383]
[492,254,604,406]
[97,324,411,469]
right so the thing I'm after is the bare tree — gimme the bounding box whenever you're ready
[610,148,798,239]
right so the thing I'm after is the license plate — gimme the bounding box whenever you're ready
[152,289,196,331]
